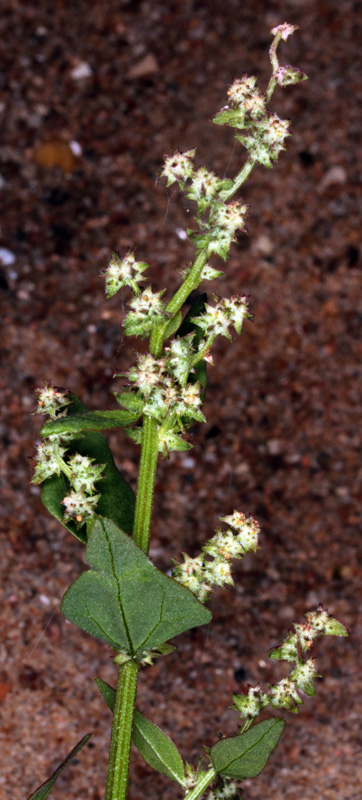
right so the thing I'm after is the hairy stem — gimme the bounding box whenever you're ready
[105,661,138,800]
[150,248,209,357]
[132,414,159,554]
[218,156,255,202]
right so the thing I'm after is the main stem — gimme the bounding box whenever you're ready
[132,414,159,554]
[104,413,159,800]
[105,661,138,800]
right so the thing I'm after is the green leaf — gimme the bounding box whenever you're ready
[163,309,182,339]
[132,710,185,786]
[211,718,284,779]
[178,294,207,340]
[95,676,116,712]
[94,679,185,786]
[114,391,144,414]
[177,294,207,399]
[159,431,193,454]
[41,409,139,436]
[61,518,211,653]
[26,733,91,800]
[40,395,135,542]
[212,108,246,128]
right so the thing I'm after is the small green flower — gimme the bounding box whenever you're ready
[174,383,206,423]
[123,286,166,338]
[203,529,244,559]
[290,659,321,696]
[231,686,269,720]
[242,91,266,119]
[192,300,233,341]
[161,149,196,188]
[143,386,169,421]
[68,453,105,494]
[34,385,70,420]
[203,557,234,588]
[270,677,302,712]
[220,295,250,335]
[211,201,248,235]
[104,251,149,297]
[220,511,260,552]
[126,354,166,397]
[186,167,221,213]
[31,439,68,484]
[271,22,299,41]
[62,490,100,524]
[166,335,195,384]
[306,607,349,637]
[269,630,300,663]
[200,264,224,281]
[207,779,239,800]
[274,65,308,87]
[227,75,258,105]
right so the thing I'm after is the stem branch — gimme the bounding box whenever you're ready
[184,767,217,800]
[218,157,255,202]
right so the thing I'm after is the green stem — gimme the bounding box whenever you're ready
[184,767,217,800]
[218,156,255,202]
[150,248,209,358]
[105,661,138,800]
[132,414,159,553]
[266,31,282,101]
[106,380,160,800]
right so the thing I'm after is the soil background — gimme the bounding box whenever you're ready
[0,1,361,799]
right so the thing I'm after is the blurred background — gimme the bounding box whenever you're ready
[0,1,361,798]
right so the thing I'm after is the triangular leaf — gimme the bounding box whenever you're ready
[61,518,211,653]
[211,718,284,779]
[41,395,135,542]
[27,733,91,800]
[132,710,185,786]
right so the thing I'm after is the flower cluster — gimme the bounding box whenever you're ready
[32,437,69,484]
[118,291,250,455]
[231,608,348,728]
[116,287,249,456]
[206,779,240,800]
[227,74,266,119]
[211,24,307,173]
[161,148,196,189]
[192,295,250,344]
[103,251,149,297]
[34,385,70,420]
[271,22,299,42]
[32,385,104,526]
[186,167,232,215]
[62,489,101,525]
[172,512,260,603]
[189,200,248,261]
[123,286,166,338]
[235,113,290,168]
[120,350,206,455]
